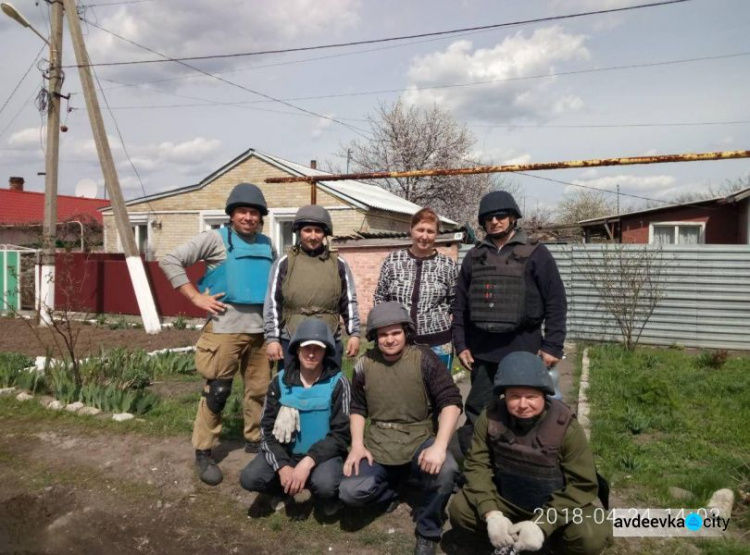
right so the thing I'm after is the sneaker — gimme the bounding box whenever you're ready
[414,535,438,555]
[384,498,400,514]
[244,441,261,453]
[195,449,223,486]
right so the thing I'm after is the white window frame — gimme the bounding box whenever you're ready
[648,221,706,245]
[268,208,298,254]
[116,214,151,254]
[199,210,229,232]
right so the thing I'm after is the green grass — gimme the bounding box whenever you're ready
[585,345,750,553]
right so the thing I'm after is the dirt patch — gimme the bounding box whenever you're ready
[0,317,201,358]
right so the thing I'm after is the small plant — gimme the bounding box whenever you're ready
[696,349,729,369]
[151,351,194,376]
[49,364,81,404]
[618,451,643,472]
[624,404,652,435]
[0,353,34,387]
[172,314,188,331]
[95,313,108,327]
[108,316,130,330]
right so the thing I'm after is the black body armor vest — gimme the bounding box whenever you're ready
[468,242,544,333]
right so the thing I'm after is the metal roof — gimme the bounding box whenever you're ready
[257,151,456,225]
[578,185,750,226]
[107,148,456,226]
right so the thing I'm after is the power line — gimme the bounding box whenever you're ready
[64,0,693,69]
[79,18,370,138]
[513,171,675,205]
[245,51,749,105]
[0,44,45,118]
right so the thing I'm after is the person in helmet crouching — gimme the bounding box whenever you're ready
[339,302,463,555]
[449,351,610,554]
[264,204,360,371]
[240,318,351,517]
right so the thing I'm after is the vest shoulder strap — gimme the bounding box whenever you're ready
[512,241,540,260]
[535,400,574,450]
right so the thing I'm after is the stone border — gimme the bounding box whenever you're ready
[577,347,591,439]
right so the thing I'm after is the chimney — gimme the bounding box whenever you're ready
[310,160,317,170]
[9,176,24,191]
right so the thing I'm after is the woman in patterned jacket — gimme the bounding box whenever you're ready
[373,208,459,371]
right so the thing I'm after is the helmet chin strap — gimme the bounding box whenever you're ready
[487,222,516,240]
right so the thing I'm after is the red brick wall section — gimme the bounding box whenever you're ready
[620,204,741,244]
[336,243,458,328]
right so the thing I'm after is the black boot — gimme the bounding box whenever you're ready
[195,449,223,486]
[414,535,438,555]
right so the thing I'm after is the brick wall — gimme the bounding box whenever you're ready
[337,243,459,327]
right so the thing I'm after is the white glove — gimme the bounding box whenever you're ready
[486,510,514,549]
[510,520,545,552]
[272,406,300,443]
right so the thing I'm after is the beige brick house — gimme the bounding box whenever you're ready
[101,148,457,259]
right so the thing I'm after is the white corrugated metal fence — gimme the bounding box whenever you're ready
[459,243,750,350]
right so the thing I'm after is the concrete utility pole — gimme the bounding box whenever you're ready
[40,0,64,325]
[1,2,63,324]
[62,0,161,333]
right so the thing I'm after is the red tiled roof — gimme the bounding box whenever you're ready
[0,189,111,225]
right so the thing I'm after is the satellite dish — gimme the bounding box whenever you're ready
[75,178,98,198]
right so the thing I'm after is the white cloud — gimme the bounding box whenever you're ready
[86,0,361,84]
[7,127,44,149]
[403,26,590,123]
[311,116,334,138]
[503,153,533,166]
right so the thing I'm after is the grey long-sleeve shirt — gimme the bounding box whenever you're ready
[159,229,276,334]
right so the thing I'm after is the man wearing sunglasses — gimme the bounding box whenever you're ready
[451,191,567,455]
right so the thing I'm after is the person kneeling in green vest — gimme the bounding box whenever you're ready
[449,351,610,554]
[339,302,463,555]
[240,318,351,517]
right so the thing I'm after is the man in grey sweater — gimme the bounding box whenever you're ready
[159,182,275,485]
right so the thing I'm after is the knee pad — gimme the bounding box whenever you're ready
[203,378,233,414]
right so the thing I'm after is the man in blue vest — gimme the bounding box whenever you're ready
[160,183,275,486]
[240,318,351,517]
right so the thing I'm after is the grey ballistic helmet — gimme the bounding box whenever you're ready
[366,301,415,341]
[293,204,333,236]
[477,190,522,227]
[225,183,268,216]
[288,318,336,356]
[494,351,555,396]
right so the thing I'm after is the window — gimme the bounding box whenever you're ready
[200,210,229,231]
[649,222,704,245]
[117,214,151,257]
[269,211,297,254]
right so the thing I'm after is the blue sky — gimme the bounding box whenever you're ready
[1,0,748,216]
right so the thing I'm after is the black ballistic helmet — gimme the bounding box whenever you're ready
[477,190,522,227]
[288,318,336,356]
[366,301,415,341]
[293,205,333,236]
[225,183,268,216]
[494,351,555,396]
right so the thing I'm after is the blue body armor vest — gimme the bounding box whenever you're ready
[278,369,341,455]
[198,228,273,305]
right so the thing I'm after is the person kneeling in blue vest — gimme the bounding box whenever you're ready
[240,318,351,517]
[339,302,463,555]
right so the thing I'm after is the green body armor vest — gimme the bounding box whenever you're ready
[281,249,341,336]
[362,345,433,465]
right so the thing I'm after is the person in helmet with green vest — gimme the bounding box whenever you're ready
[452,190,567,454]
[240,318,351,517]
[264,204,360,370]
[449,351,609,554]
[339,302,462,555]
[159,182,276,486]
